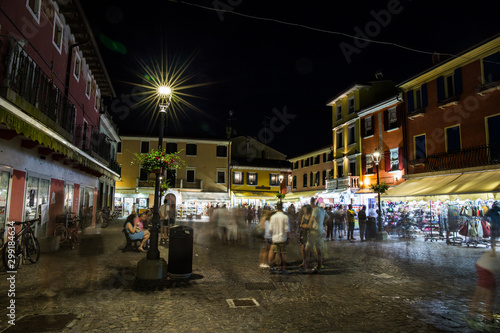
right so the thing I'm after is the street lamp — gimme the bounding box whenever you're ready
[372,149,388,241]
[278,174,284,204]
[137,85,172,281]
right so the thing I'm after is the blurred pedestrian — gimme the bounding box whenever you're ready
[304,197,326,273]
[259,210,273,268]
[358,205,367,241]
[347,204,356,241]
[335,205,346,240]
[159,198,169,243]
[325,207,334,241]
[298,204,313,270]
[469,250,500,325]
[485,201,500,256]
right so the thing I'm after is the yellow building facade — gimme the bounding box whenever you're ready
[116,136,230,217]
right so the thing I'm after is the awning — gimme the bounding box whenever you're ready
[232,190,279,199]
[283,190,322,201]
[181,191,230,201]
[383,170,500,198]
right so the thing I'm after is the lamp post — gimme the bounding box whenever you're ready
[137,85,172,281]
[278,174,284,204]
[372,149,388,241]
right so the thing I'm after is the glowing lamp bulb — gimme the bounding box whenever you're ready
[158,86,172,97]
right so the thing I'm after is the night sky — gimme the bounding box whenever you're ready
[81,0,499,157]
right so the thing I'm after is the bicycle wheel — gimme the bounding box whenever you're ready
[101,216,109,228]
[2,243,20,271]
[54,224,68,243]
[25,233,40,263]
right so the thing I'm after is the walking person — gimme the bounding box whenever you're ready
[303,197,326,273]
[335,205,346,240]
[469,250,500,328]
[485,201,500,256]
[358,205,367,241]
[347,204,356,241]
[268,203,290,275]
[298,204,313,270]
[159,198,169,244]
[325,207,334,241]
[367,205,378,240]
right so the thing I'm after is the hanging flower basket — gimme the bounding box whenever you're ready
[132,148,185,173]
[369,182,389,194]
[276,193,286,200]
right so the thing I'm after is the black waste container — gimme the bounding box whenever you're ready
[366,217,378,240]
[168,225,193,278]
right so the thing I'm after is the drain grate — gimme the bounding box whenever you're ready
[227,298,260,308]
[3,314,77,332]
[245,282,276,290]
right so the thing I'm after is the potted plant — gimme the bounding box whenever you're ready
[159,180,170,196]
[132,148,184,173]
[369,182,389,194]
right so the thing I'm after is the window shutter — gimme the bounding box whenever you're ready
[395,107,402,128]
[383,110,388,131]
[398,147,404,170]
[384,151,391,172]
[361,117,366,137]
[406,91,414,112]
[421,83,428,108]
[437,76,445,102]
[454,68,463,96]
[362,155,366,174]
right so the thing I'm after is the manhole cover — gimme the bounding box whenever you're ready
[245,282,276,290]
[227,298,260,308]
[3,314,77,332]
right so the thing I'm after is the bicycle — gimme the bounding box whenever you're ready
[54,212,80,249]
[98,209,111,228]
[2,219,40,271]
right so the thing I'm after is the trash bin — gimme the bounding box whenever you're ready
[366,217,378,240]
[168,225,193,278]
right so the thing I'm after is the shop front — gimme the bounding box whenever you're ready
[381,170,500,241]
[231,190,277,208]
[180,191,230,219]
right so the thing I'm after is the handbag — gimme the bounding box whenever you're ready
[481,220,491,237]
[458,223,468,236]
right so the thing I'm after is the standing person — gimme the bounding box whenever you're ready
[259,210,272,268]
[347,204,356,241]
[298,205,313,270]
[469,250,500,326]
[335,205,346,240]
[159,198,169,244]
[485,201,500,256]
[325,207,334,241]
[304,197,326,273]
[358,205,367,241]
[367,205,378,240]
[268,203,290,275]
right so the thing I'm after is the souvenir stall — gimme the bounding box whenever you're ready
[382,196,496,246]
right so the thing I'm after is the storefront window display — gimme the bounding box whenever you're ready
[0,170,10,230]
[64,183,74,213]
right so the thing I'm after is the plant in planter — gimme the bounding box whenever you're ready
[159,180,171,196]
[132,148,185,173]
[369,182,389,194]
[276,193,286,200]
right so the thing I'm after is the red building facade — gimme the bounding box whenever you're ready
[0,0,120,242]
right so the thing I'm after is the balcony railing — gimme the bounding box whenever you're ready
[424,143,500,172]
[6,44,75,139]
[326,176,360,191]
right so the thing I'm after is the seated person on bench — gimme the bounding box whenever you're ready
[125,212,150,252]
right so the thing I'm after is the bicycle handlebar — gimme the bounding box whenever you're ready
[14,218,40,225]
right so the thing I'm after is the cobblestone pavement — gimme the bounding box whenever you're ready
[0,219,497,332]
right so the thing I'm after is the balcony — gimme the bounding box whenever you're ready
[2,44,75,141]
[424,143,500,172]
[326,176,360,191]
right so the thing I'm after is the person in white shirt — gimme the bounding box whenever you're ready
[269,203,290,275]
